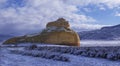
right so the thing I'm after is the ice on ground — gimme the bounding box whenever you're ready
[80,40,120,47]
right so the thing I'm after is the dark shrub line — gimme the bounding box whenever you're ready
[10,50,70,62]
[26,45,120,61]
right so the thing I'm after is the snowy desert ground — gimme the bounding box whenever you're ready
[1,40,120,66]
[81,40,120,47]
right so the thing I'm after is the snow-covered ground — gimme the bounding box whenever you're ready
[80,40,120,47]
[1,40,120,66]
[1,47,120,66]
[1,40,120,47]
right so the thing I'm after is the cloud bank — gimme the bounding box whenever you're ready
[0,0,119,35]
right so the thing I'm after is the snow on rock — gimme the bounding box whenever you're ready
[45,26,71,32]
[26,32,41,37]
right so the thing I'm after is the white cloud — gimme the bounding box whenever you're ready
[83,8,91,12]
[71,23,111,32]
[71,23,108,31]
[1,0,119,35]
[0,0,6,3]
[65,0,120,9]
[0,0,97,35]
[115,12,120,16]
[99,7,106,10]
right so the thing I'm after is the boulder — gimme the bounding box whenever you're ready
[3,18,80,46]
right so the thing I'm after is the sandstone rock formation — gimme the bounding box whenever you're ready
[3,18,80,46]
[46,18,70,28]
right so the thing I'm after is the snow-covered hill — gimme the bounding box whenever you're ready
[79,24,120,40]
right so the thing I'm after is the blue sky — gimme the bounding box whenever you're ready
[82,5,120,25]
[0,0,120,35]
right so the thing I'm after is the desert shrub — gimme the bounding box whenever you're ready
[11,45,120,61]
[72,50,83,55]
[10,50,70,62]
[107,52,120,60]
[36,46,120,61]
[26,45,38,50]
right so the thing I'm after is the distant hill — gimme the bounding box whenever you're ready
[79,24,120,40]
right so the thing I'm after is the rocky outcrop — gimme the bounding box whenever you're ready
[3,18,80,46]
[46,18,70,28]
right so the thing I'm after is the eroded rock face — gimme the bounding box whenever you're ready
[46,18,70,28]
[3,18,80,46]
